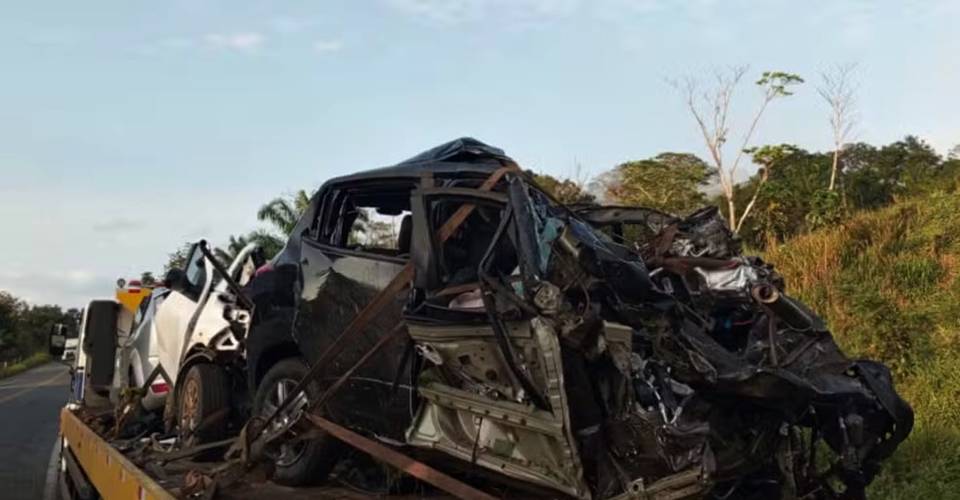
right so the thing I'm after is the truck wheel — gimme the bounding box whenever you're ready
[254,358,343,486]
[177,363,231,453]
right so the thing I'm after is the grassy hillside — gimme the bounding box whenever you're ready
[765,191,960,499]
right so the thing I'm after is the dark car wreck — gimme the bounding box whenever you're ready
[239,138,912,500]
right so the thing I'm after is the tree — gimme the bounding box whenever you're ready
[257,189,313,238]
[817,63,859,192]
[0,291,74,361]
[844,136,941,208]
[671,67,803,233]
[215,229,285,263]
[140,272,157,286]
[530,170,596,205]
[163,243,193,275]
[0,291,26,359]
[600,152,714,214]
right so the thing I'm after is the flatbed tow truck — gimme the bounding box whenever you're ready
[53,276,499,500]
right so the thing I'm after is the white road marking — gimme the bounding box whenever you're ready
[42,437,62,500]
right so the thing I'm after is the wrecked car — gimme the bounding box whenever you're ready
[227,138,912,499]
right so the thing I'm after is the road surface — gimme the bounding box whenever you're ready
[0,362,70,500]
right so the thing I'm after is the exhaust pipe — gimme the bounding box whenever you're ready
[751,284,817,330]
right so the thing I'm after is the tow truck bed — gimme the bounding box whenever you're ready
[58,406,458,500]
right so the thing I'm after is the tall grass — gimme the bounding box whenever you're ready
[765,191,960,499]
[0,351,52,379]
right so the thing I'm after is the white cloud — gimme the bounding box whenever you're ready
[313,40,344,54]
[204,32,265,51]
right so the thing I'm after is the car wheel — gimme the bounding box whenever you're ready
[177,363,231,455]
[254,357,343,486]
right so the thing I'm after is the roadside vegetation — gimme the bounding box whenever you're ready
[766,192,960,499]
[0,352,52,379]
[0,291,78,370]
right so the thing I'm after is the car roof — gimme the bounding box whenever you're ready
[320,137,514,188]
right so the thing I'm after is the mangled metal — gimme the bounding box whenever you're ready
[397,168,912,499]
[231,139,911,499]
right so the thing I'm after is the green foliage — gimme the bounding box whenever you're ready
[734,136,957,248]
[0,291,75,362]
[765,191,960,498]
[845,137,944,208]
[806,189,843,230]
[257,189,313,237]
[163,242,193,275]
[756,70,804,96]
[140,271,157,286]
[601,152,714,214]
[529,172,596,205]
[0,352,51,379]
[733,144,831,245]
[215,229,285,263]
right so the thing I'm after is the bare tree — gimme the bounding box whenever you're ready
[817,63,859,191]
[670,67,803,233]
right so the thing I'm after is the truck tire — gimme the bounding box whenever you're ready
[177,363,231,454]
[254,358,343,486]
[84,300,118,392]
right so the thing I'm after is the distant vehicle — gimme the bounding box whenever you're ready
[61,337,79,362]
[49,323,77,362]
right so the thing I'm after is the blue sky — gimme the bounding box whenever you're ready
[1,0,957,307]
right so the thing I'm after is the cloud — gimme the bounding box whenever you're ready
[92,217,141,234]
[313,40,343,54]
[203,32,265,51]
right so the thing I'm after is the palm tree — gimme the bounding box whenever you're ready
[257,190,313,237]
[215,229,285,262]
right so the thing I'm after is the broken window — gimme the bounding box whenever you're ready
[313,182,415,260]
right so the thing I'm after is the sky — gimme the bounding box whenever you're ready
[1,0,957,308]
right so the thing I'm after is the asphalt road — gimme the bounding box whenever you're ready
[0,362,70,500]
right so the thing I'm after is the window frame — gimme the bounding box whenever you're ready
[306,179,418,265]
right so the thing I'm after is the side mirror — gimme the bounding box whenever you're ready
[49,327,66,357]
[165,268,191,293]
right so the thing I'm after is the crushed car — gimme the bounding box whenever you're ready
[189,138,912,499]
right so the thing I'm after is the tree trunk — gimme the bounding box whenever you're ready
[829,148,840,191]
[727,196,737,233]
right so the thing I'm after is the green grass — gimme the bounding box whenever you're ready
[765,191,960,499]
[0,351,52,379]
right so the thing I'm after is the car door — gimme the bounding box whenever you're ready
[294,181,416,441]
[154,243,214,385]
[401,186,591,497]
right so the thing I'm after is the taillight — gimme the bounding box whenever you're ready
[150,382,170,394]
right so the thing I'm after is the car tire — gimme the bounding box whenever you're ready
[254,358,342,486]
[177,363,231,455]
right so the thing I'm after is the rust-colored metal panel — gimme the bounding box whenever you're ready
[60,408,175,500]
